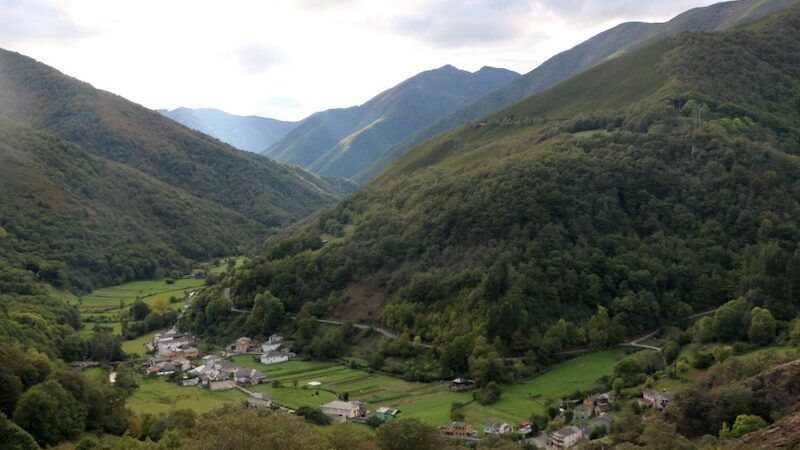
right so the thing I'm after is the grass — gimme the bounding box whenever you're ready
[207,256,247,275]
[229,349,629,432]
[127,375,243,415]
[122,331,158,356]
[75,278,205,310]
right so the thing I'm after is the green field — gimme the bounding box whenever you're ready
[75,278,205,310]
[207,256,247,275]
[122,331,158,356]
[127,376,242,415]
[231,349,629,432]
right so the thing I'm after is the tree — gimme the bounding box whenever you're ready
[246,292,285,336]
[586,306,611,347]
[13,380,85,446]
[693,316,715,343]
[639,418,692,450]
[468,337,504,386]
[713,298,749,341]
[0,412,38,450]
[473,381,502,405]
[130,300,151,321]
[177,408,330,450]
[150,298,171,316]
[376,418,442,450]
[788,318,800,346]
[730,414,766,438]
[747,307,776,345]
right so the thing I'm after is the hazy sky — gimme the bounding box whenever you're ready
[1,0,718,121]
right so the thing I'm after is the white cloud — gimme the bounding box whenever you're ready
[0,0,718,121]
[235,44,290,74]
[0,0,96,44]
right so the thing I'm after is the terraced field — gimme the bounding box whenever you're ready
[76,278,205,311]
[232,349,631,432]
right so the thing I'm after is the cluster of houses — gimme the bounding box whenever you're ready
[229,334,296,365]
[145,329,199,375]
[142,329,276,394]
[184,354,270,391]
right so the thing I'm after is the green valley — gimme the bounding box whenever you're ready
[2,1,800,449]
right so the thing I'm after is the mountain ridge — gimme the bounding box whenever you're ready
[353,0,800,183]
[263,64,519,180]
[158,107,297,153]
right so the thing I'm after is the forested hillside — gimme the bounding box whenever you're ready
[194,5,800,365]
[0,49,349,291]
[158,107,297,153]
[355,0,800,183]
[0,49,345,228]
[264,65,518,180]
[0,118,266,291]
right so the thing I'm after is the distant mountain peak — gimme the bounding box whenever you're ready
[263,64,519,180]
[159,107,297,152]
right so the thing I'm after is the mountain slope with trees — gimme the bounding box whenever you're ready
[354,0,800,183]
[0,118,266,291]
[263,65,518,180]
[0,49,345,228]
[158,107,297,153]
[192,5,800,372]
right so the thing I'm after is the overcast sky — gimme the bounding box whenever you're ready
[1,0,718,121]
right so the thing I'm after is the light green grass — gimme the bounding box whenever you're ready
[76,278,204,310]
[208,256,247,275]
[122,331,157,357]
[127,376,243,415]
[229,349,627,431]
[77,321,122,336]
[458,348,629,431]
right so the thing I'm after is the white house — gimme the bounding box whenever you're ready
[320,400,362,423]
[550,426,584,449]
[262,334,283,353]
[484,422,512,435]
[260,350,290,365]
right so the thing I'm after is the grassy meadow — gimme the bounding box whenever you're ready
[127,376,243,415]
[231,349,630,432]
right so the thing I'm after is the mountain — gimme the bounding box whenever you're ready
[263,65,519,180]
[354,0,800,183]
[158,107,296,153]
[194,4,800,360]
[0,49,346,291]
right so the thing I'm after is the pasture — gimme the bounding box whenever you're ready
[126,376,242,415]
[75,278,204,311]
[232,349,629,432]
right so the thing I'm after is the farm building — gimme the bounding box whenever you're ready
[320,400,363,422]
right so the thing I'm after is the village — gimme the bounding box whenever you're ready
[140,328,675,449]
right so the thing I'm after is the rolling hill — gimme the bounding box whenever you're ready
[354,0,800,183]
[158,107,297,153]
[0,49,347,291]
[263,65,519,180]
[0,49,346,228]
[198,4,800,358]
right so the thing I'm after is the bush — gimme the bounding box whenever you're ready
[473,381,502,405]
[295,406,330,425]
